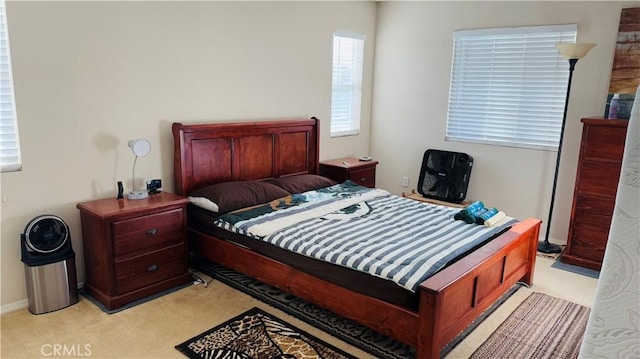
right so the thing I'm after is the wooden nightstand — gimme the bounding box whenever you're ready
[77,192,191,310]
[319,157,378,188]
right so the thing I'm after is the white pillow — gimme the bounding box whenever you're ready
[187,196,219,212]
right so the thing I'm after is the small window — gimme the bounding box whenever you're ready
[330,32,364,137]
[446,24,577,151]
[1,0,21,172]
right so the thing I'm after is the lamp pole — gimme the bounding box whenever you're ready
[538,59,577,253]
[538,43,595,254]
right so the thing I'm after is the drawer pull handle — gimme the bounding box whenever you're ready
[148,264,159,272]
[146,229,158,235]
[361,177,366,181]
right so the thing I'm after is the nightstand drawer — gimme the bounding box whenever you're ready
[349,167,376,188]
[115,243,186,294]
[113,208,185,257]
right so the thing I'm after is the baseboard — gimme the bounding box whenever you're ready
[1,299,28,315]
[1,282,85,315]
[537,234,566,246]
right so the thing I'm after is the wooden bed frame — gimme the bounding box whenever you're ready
[172,118,542,358]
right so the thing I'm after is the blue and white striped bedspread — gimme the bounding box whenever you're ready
[215,183,517,292]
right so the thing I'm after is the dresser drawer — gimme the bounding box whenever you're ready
[349,167,376,188]
[583,125,627,161]
[113,208,185,257]
[567,226,608,264]
[578,160,621,198]
[572,195,615,232]
[114,243,186,294]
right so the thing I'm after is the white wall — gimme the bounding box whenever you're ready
[371,1,635,243]
[0,1,376,308]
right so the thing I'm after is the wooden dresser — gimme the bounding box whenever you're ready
[561,118,628,270]
[77,192,191,309]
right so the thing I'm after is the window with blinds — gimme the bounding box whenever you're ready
[330,32,364,137]
[446,24,577,151]
[1,0,21,172]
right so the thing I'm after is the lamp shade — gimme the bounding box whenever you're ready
[127,139,151,157]
[556,43,596,60]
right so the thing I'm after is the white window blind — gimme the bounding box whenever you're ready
[446,24,577,151]
[330,32,364,137]
[0,0,21,172]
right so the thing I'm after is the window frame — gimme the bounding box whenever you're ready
[1,0,22,172]
[330,31,365,138]
[445,24,578,151]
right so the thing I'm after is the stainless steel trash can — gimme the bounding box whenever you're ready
[24,258,78,314]
[21,215,79,314]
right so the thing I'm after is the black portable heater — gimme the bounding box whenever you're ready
[417,149,473,203]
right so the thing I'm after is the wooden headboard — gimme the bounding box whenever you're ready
[172,118,320,196]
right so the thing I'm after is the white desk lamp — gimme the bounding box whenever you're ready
[127,139,151,200]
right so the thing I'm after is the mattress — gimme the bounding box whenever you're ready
[188,183,515,310]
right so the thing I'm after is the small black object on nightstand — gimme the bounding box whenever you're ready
[146,179,162,194]
[117,181,124,199]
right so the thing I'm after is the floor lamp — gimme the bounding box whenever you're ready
[538,43,596,254]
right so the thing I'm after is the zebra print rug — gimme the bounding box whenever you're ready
[175,307,356,359]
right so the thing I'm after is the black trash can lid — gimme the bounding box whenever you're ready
[23,215,69,254]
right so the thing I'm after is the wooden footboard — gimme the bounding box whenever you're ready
[418,217,541,358]
[190,217,541,358]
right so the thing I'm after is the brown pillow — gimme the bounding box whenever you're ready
[188,181,290,213]
[266,174,337,194]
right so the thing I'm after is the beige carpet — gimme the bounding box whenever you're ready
[0,257,598,358]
